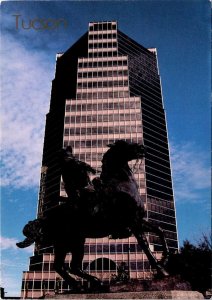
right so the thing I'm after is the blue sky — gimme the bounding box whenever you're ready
[1,0,211,296]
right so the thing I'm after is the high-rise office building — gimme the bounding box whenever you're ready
[21,21,178,298]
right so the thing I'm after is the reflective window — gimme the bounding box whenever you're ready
[90,245,96,253]
[110,244,115,253]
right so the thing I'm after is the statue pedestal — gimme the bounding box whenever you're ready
[45,276,204,299]
[45,290,203,299]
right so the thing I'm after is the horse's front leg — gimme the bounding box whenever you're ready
[132,226,169,278]
[54,246,79,291]
[142,219,170,266]
[69,238,103,289]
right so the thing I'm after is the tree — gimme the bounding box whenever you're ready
[167,234,212,295]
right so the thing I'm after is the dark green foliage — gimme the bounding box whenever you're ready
[111,262,130,283]
[167,235,212,294]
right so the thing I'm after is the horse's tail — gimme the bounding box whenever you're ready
[16,238,34,248]
[16,218,45,248]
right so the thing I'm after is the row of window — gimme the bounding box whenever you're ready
[145,170,171,188]
[149,211,175,226]
[77,80,128,89]
[64,113,141,124]
[65,243,145,255]
[129,59,158,78]
[89,23,116,31]
[58,152,103,163]
[88,51,117,58]
[149,232,177,245]
[147,171,172,188]
[148,150,171,169]
[66,101,140,112]
[131,88,162,114]
[78,59,127,68]
[145,140,169,158]
[130,70,159,87]
[129,56,157,76]
[147,180,173,198]
[145,128,169,151]
[148,203,175,217]
[147,196,174,209]
[142,105,165,125]
[119,54,158,87]
[146,165,171,187]
[134,83,162,104]
[166,239,178,248]
[78,70,128,78]
[161,231,177,240]
[64,125,142,136]
[132,77,162,98]
[30,255,43,265]
[63,138,138,149]
[28,258,151,275]
[88,42,117,49]
[131,90,161,115]
[143,128,168,149]
[120,54,158,89]
[150,218,177,233]
[23,279,74,290]
[24,260,150,289]
[143,120,167,138]
[89,33,117,40]
[63,139,111,148]
[76,91,130,100]
[118,35,156,69]
[149,236,178,248]
[147,186,173,201]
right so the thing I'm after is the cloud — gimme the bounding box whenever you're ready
[0,236,18,250]
[1,34,53,189]
[170,142,210,203]
[0,235,34,253]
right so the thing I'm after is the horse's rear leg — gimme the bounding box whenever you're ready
[142,219,170,265]
[54,247,79,291]
[69,239,103,288]
[133,228,169,278]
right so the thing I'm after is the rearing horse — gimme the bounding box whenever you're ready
[17,140,169,291]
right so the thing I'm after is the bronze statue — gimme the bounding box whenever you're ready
[17,140,170,291]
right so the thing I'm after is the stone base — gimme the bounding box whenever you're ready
[45,290,204,299]
[44,277,204,299]
[109,276,192,292]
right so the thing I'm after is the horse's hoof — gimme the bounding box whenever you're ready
[155,265,170,278]
[65,286,82,294]
[161,269,169,277]
[89,285,108,293]
[89,281,107,293]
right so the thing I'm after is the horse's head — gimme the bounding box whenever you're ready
[100,140,146,194]
[107,140,145,162]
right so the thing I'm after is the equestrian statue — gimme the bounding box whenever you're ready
[17,140,170,291]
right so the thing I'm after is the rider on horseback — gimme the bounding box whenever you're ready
[59,146,96,205]
[17,141,170,286]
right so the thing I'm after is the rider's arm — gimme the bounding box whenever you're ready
[77,161,96,174]
[86,164,96,174]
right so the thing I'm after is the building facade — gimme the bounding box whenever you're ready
[21,21,178,298]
